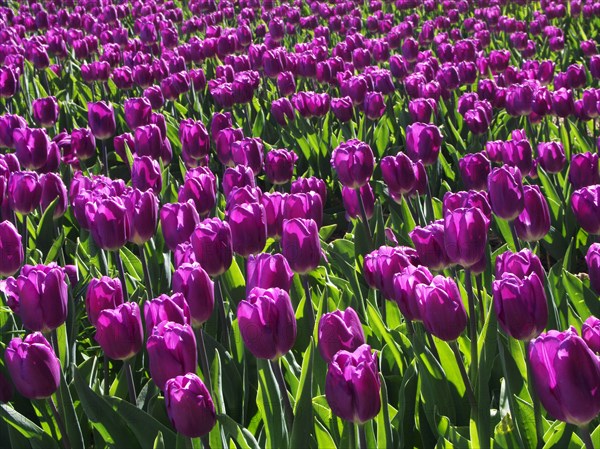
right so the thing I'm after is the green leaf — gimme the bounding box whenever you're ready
[377,373,394,449]
[56,369,85,449]
[256,359,288,449]
[217,414,261,449]
[562,269,600,320]
[0,404,59,449]
[35,197,59,256]
[153,432,165,449]
[290,339,315,449]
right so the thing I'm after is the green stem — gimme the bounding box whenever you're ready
[47,397,71,449]
[464,268,478,381]
[451,342,477,409]
[22,214,29,263]
[124,359,137,405]
[356,186,373,250]
[101,140,109,177]
[497,336,526,448]
[114,250,129,302]
[476,275,485,328]
[215,277,231,352]
[138,245,154,299]
[526,341,544,449]
[195,327,213,394]
[357,424,367,449]
[301,274,316,335]
[579,425,595,449]
[509,220,522,252]
[348,420,356,449]
[201,436,211,449]
[103,357,110,396]
[270,358,293,432]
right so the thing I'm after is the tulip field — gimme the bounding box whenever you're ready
[3,0,600,448]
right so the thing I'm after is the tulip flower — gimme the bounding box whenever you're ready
[459,153,491,191]
[330,139,375,189]
[528,327,600,426]
[513,185,551,242]
[71,128,96,161]
[147,321,197,391]
[364,91,386,120]
[246,253,294,293]
[444,207,490,268]
[237,287,296,360]
[0,221,23,276]
[5,333,60,399]
[265,149,298,185]
[495,249,545,281]
[124,97,152,131]
[160,202,200,252]
[290,177,327,205]
[131,156,162,194]
[88,101,116,140]
[95,302,143,361]
[178,170,217,217]
[190,218,233,277]
[172,263,215,327]
[363,246,419,298]
[318,307,365,363]
[13,128,50,170]
[582,316,600,353]
[331,97,354,122]
[282,218,321,274]
[271,98,295,127]
[164,374,216,437]
[227,202,267,257]
[0,114,27,149]
[86,276,124,327]
[223,165,255,198]
[569,153,599,189]
[417,276,468,341]
[381,152,416,201]
[124,189,158,246]
[393,265,433,321]
[0,66,19,99]
[179,119,210,162]
[586,243,600,295]
[537,142,567,174]
[341,184,375,221]
[325,344,381,423]
[409,220,451,271]
[405,122,443,166]
[231,138,264,176]
[85,197,131,251]
[144,293,191,335]
[487,165,525,221]
[571,185,600,235]
[32,97,59,128]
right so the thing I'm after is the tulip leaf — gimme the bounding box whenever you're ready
[290,339,314,449]
[366,303,405,374]
[218,414,261,449]
[314,419,336,449]
[73,368,142,449]
[0,404,59,449]
[35,197,59,257]
[562,269,600,321]
[256,359,288,449]
[56,369,85,449]
[377,373,394,449]
[153,431,165,449]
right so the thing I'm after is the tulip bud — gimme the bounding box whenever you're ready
[190,218,233,277]
[246,253,294,293]
[265,149,298,185]
[125,189,158,245]
[223,165,255,198]
[227,202,267,257]
[173,263,215,327]
[459,152,491,191]
[330,139,375,189]
[144,293,191,335]
[364,91,386,120]
[0,114,27,149]
[586,243,600,295]
[0,221,23,276]
[5,333,60,399]
[341,184,375,220]
[493,272,548,340]
[71,127,96,161]
[569,152,600,189]
[86,276,124,327]
[179,119,210,161]
[380,152,416,200]
[95,302,143,360]
[85,197,131,251]
[271,98,295,127]
[231,137,264,176]
[325,344,381,423]
[417,276,468,341]
[124,97,152,130]
[290,176,327,205]
[131,156,162,194]
[406,122,443,166]
[495,248,545,281]
[134,124,162,160]
[571,185,600,235]
[237,287,297,359]
[13,128,50,170]
[409,220,451,271]
[32,97,60,128]
[318,307,365,363]
[514,185,551,242]
[8,170,42,215]
[331,96,354,122]
[537,142,566,174]
[393,265,433,321]
[444,207,490,268]
[0,67,19,99]
[164,374,216,437]
[487,165,525,220]
[40,173,68,218]
[282,218,321,274]
[147,321,197,391]
[582,316,600,353]
[88,101,116,140]
[160,202,200,252]
[529,327,600,426]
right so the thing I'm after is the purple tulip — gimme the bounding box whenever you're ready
[393,265,433,321]
[8,171,42,215]
[13,128,50,170]
[88,101,116,140]
[444,207,490,268]
[364,91,386,120]
[405,122,443,166]
[417,276,468,341]
[227,202,267,257]
[71,128,96,161]
[325,344,381,423]
[173,263,215,327]
[331,139,375,189]
[331,96,354,122]
[495,249,545,282]
[537,142,566,174]
[569,152,599,189]
[40,172,68,218]
[586,243,600,295]
[131,156,162,194]
[178,168,217,217]
[282,218,321,274]
[237,287,297,359]
[144,293,191,335]
[231,137,264,176]
[179,119,210,162]
[164,374,216,437]
[124,97,152,131]
[0,221,23,276]
[134,124,162,160]
[487,165,525,221]
[571,185,600,235]
[409,98,437,123]
[32,97,59,128]
[459,153,491,191]
[529,327,600,426]
[0,114,27,149]
[380,152,416,201]
[95,302,143,361]
[5,333,60,399]
[341,184,375,220]
[514,185,551,242]
[86,276,124,327]
[147,321,197,391]
[271,98,295,127]
[0,66,19,99]
[125,189,158,245]
[318,307,365,363]
[409,220,451,271]
[265,149,298,185]
[582,316,600,353]
[160,202,200,252]
[246,253,294,293]
[85,197,131,251]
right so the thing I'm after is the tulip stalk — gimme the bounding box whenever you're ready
[301,274,316,333]
[195,327,213,395]
[509,221,522,252]
[270,358,293,432]
[114,250,129,302]
[525,341,544,449]
[47,397,72,449]
[356,187,373,249]
[579,425,595,449]
[357,424,367,449]
[138,245,154,299]
[215,277,231,351]
[451,342,477,409]
[464,269,478,380]
[101,140,109,176]
[124,359,137,405]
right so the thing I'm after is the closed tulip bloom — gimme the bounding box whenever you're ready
[0,221,23,276]
[496,249,545,281]
[582,316,600,353]
[246,253,294,293]
[331,139,375,189]
[364,91,386,120]
[147,321,197,391]
[86,276,124,327]
[223,165,255,198]
[444,207,490,268]
[95,302,143,361]
[282,218,321,274]
[85,197,131,251]
[569,153,599,189]
[5,333,60,399]
[528,327,600,426]
[227,202,267,257]
[144,293,191,335]
[393,265,433,321]
[238,287,296,359]
[165,374,216,437]
[124,97,152,130]
[341,184,375,220]
[160,202,200,252]
[409,220,451,271]
[284,192,323,228]
[190,218,233,277]
[231,138,264,176]
[514,185,551,242]
[459,153,491,191]
[265,149,297,185]
[380,152,416,200]
[493,272,548,340]
[88,102,116,140]
[537,142,566,174]
[178,171,217,217]
[179,119,210,161]
[71,128,96,161]
[417,276,467,341]
[0,114,27,149]
[8,171,42,215]
[363,246,419,295]
[291,177,327,205]
[505,84,534,116]
[277,71,296,96]
[318,307,365,363]
[0,66,19,98]
[487,165,525,220]
[125,189,158,245]
[331,96,354,122]
[551,88,575,118]
[325,344,380,423]
[173,263,215,327]
[134,124,162,160]
[571,185,600,234]
[409,98,437,123]
[405,122,443,166]
[271,98,295,127]
[13,127,50,170]
[586,243,600,294]
[131,156,162,194]
[32,97,59,128]
[40,173,68,218]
